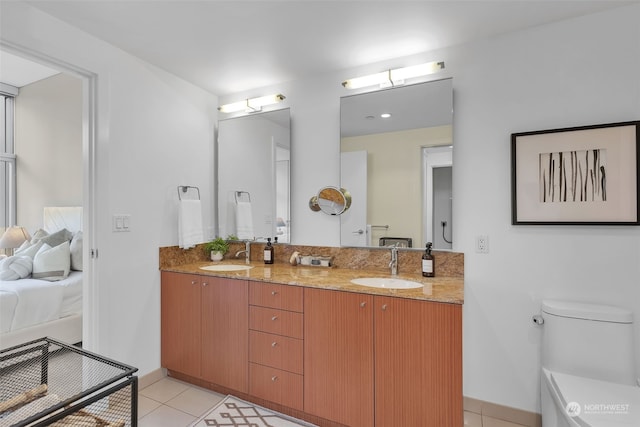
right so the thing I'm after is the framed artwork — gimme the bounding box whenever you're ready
[511,121,640,225]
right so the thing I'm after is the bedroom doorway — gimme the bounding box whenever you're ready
[0,44,98,350]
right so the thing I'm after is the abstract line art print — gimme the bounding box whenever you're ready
[539,149,607,203]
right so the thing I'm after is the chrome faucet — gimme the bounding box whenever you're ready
[388,244,398,275]
[235,240,252,264]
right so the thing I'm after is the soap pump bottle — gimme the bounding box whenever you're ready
[264,238,274,265]
[422,242,434,277]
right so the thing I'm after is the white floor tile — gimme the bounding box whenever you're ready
[137,394,162,419]
[139,377,190,403]
[138,404,196,427]
[165,386,225,417]
[464,410,483,427]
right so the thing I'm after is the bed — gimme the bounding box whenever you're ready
[0,207,83,350]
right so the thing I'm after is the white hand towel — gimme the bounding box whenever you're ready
[235,201,254,240]
[178,199,204,249]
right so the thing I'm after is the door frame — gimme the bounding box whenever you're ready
[0,41,99,350]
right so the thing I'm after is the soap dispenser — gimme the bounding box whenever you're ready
[264,238,274,265]
[422,242,434,277]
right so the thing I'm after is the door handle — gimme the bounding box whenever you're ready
[352,229,364,235]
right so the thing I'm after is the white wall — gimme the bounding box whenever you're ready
[221,4,640,413]
[1,2,218,376]
[3,1,639,415]
[453,5,640,412]
[15,73,83,232]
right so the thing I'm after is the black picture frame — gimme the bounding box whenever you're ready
[511,120,640,225]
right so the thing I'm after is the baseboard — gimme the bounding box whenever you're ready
[138,367,166,390]
[464,396,542,427]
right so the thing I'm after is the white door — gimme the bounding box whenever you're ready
[340,151,368,246]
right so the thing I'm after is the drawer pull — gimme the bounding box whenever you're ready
[191,281,197,285]
[271,375,278,382]
[271,291,278,296]
[271,342,278,348]
[202,282,208,286]
[271,315,278,321]
[381,304,388,311]
[360,302,367,308]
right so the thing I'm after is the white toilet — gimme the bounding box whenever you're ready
[540,299,640,426]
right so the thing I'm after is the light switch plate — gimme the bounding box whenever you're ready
[112,214,131,232]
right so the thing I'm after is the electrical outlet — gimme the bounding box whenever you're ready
[476,235,489,253]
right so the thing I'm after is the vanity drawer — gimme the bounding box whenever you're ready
[249,306,303,339]
[249,330,303,374]
[249,281,303,313]
[249,363,303,411]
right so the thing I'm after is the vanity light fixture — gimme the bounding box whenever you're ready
[342,61,445,90]
[218,94,286,113]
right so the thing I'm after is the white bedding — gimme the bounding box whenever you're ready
[0,271,82,334]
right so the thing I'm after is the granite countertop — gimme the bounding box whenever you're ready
[162,260,463,305]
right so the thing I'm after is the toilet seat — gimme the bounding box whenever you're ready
[543,368,640,426]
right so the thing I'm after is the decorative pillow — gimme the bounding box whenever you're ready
[70,231,83,271]
[15,239,32,252]
[0,255,33,280]
[30,228,49,242]
[32,241,70,281]
[14,240,44,259]
[39,228,73,247]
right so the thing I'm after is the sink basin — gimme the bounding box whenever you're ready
[350,277,424,289]
[200,264,254,272]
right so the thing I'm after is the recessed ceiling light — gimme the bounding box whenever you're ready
[380,113,392,118]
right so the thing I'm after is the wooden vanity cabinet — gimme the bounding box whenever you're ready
[304,288,462,427]
[161,272,202,378]
[304,288,374,427]
[248,281,304,410]
[161,271,249,393]
[375,296,463,427]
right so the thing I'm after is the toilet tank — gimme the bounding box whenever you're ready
[541,299,636,385]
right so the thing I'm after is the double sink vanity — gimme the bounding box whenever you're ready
[160,242,463,427]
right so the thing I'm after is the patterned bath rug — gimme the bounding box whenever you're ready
[190,395,318,427]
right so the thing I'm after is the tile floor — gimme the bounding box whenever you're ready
[139,377,528,427]
[138,377,225,426]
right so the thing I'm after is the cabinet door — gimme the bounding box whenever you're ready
[201,277,249,393]
[304,288,374,427]
[161,271,202,378]
[375,297,462,427]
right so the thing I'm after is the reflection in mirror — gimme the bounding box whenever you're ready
[340,78,453,249]
[217,108,290,242]
[310,186,352,215]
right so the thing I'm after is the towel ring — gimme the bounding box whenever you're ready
[177,186,200,200]
[234,191,251,203]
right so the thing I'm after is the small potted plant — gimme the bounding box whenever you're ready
[204,237,230,261]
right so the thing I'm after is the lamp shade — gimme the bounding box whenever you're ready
[0,226,31,249]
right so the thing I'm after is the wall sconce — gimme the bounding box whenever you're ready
[218,94,286,114]
[0,226,31,256]
[342,61,445,90]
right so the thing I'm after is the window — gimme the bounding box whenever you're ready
[1,87,17,229]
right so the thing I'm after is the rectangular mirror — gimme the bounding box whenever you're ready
[217,108,291,242]
[340,78,453,250]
